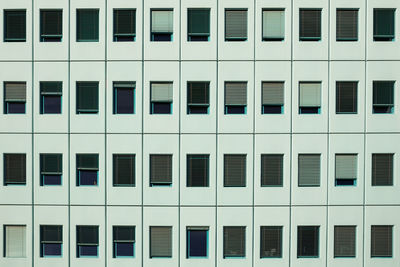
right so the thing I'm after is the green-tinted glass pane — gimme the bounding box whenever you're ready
[4,10,26,41]
[76,82,99,113]
[374,9,395,38]
[373,81,394,105]
[77,9,99,41]
[188,9,210,35]
[113,9,135,35]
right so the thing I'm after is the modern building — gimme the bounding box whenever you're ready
[0,0,399,267]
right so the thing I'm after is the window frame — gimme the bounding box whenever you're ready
[224,9,248,41]
[40,225,63,258]
[371,153,394,186]
[150,82,173,115]
[4,9,26,42]
[334,225,356,258]
[40,81,62,114]
[76,81,99,114]
[336,8,359,42]
[297,226,320,258]
[373,8,395,42]
[335,154,357,186]
[40,153,63,186]
[186,226,209,258]
[149,226,173,258]
[187,8,210,42]
[76,225,99,258]
[150,9,174,42]
[299,81,321,114]
[260,226,283,258]
[371,225,393,258]
[186,154,209,187]
[113,81,135,114]
[224,81,247,115]
[76,154,99,187]
[262,9,285,42]
[261,81,284,114]
[76,8,99,42]
[4,225,27,258]
[113,225,135,258]
[298,154,321,187]
[149,154,173,187]
[40,9,63,42]
[187,81,210,114]
[113,154,135,187]
[372,81,395,114]
[4,81,27,115]
[223,226,246,258]
[113,9,136,42]
[336,81,358,114]
[261,154,284,187]
[4,153,26,186]
[299,8,322,41]
[224,154,247,187]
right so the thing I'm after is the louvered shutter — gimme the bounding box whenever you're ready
[40,225,62,243]
[223,226,246,257]
[371,225,392,257]
[187,155,209,187]
[4,82,26,102]
[260,226,282,258]
[113,226,135,242]
[262,82,284,106]
[334,226,356,257]
[76,82,99,112]
[5,225,26,258]
[373,81,394,107]
[372,154,393,186]
[150,155,172,184]
[150,226,172,257]
[336,81,357,113]
[299,82,321,107]
[225,82,247,106]
[188,9,210,36]
[77,226,98,245]
[77,154,99,170]
[76,9,99,41]
[336,9,358,40]
[4,154,26,185]
[113,154,135,186]
[40,10,62,37]
[151,10,173,33]
[224,154,246,187]
[40,154,62,175]
[151,83,173,102]
[298,154,320,186]
[113,9,135,36]
[263,10,285,40]
[225,10,247,40]
[374,9,395,39]
[40,82,62,95]
[4,10,26,41]
[335,154,357,180]
[299,9,321,40]
[261,154,283,186]
[187,82,209,105]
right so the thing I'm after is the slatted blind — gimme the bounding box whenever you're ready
[187,82,209,105]
[5,225,26,258]
[4,154,26,185]
[77,226,98,245]
[372,154,393,186]
[261,154,283,186]
[40,225,62,243]
[299,82,321,107]
[151,82,173,102]
[40,154,62,175]
[371,225,392,257]
[223,226,246,257]
[225,82,247,106]
[151,10,173,33]
[76,82,99,112]
[40,82,62,95]
[113,154,135,186]
[76,154,99,170]
[334,226,356,257]
[299,9,321,40]
[336,9,358,40]
[263,10,285,40]
[187,154,209,187]
[4,10,26,41]
[150,155,172,184]
[262,82,284,106]
[374,9,395,39]
[336,81,357,113]
[150,226,172,257]
[76,9,99,41]
[188,9,210,36]
[4,82,26,102]
[40,10,62,36]
[297,226,319,257]
[224,154,246,187]
[225,10,247,40]
[373,81,394,106]
[114,81,135,89]
[260,226,282,258]
[113,9,136,36]
[335,154,357,180]
[113,226,135,242]
[298,154,320,187]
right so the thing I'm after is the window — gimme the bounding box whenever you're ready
[187,154,209,187]
[334,226,356,258]
[297,226,319,258]
[335,154,357,186]
[186,227,208,258]
[151,9,173,41]
[76,9,99,42]
[4,10,26,42]
[150,154,172,186]
[113,82,135,114]
[40,82,62,114]
[261,154,283,187]
[225,9,247,41]
[371,225,392,257]
[225,82,247,114]
[336,9,358,41]
[262,82,284,114]
[76,226,98,257]
[76,154,99,186]
[150,226,172,258]
[150,82,173,114]
[299,82,321,114]
[113,9,136,42]
[4,82,26,114]
[4,154,26,186]
[373,81,394,114]
[113,226,135,258]
[40,154,62,186]
[262,9,285,41]
[188,9,210,41]
[113,154,135,187]
[298,154,320,187]
[40,9,62,42]
[299,9,321,41]
[4,225,26,258]
[373,9,395,41]
[224,154,246,187]
[336,81,357,114]
[76,82,99,114]
[223,226,245,258]
[372,153,393,186]
[187,82,209,114]
[260,226,282,258]
[40,225,62,257]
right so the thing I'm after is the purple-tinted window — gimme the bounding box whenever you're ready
[152,102,171,114]
[114,88,134,114]
[78,170,98,186]
[187,229,208,257]
[42,95,61,114]
[42,243,62,256]
[115,243,134,257]
[79,245,98,257]
[6,102,25,114]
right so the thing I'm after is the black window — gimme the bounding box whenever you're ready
[76,226,98,257]
[336,9,358,41]
[336,81,357,114]
[372,153,393,186]
[224,154,246,187]
[113,226,135,258]
[260,226,282,258]
[150,226,172,258]
[40,154,62,186]
[225,82,247,114]
[373,81,394,114]
[299,9,321,41]
[297,226,319,258]
[76,154,99,186]
[40,225,62,257]
[225,9,247,41]
[113,9,136,42]
[187,154,209,187]
[113,82,135,114]
[334,226,356,258]
[223,226,246,258]
[262,82,284,114]
[76,82,99,114]
[113,154,135,187]
[76,9,99,42]
[40,9,62,42]
[4,10,26,42]
[261,154,283,187]
[40,82,62,114]
[371,225,392,257]
[187,82,209,114]
[150,154,172,186]
[186,227,208,258]
[4,154,26,185]
[4,82,26,114]
[151,9,173,41]
[373,9,395,41]
[188,9,210,41]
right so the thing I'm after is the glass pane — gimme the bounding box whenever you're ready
[115,242,134,257]
[115,88,134,114]
[188,230,207,257]
[7,102,25,114]
[42,175,62,186]
[152,102,171,114]
[42,96,62,114]
[78,170,98,186]
[79,245,97,257]
[43,243,62,257]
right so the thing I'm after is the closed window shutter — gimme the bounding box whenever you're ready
[224,154,246,187]
[150,226,172,257]
[334,226,356,257]
[298,154,320,186]
[151,10,173,33]
[4,154,26,184]
[187,82,209,105]
[76,82,99,112]
[299,9,321,40]
[374,9,395,39]
[187,154,209,187]
[77,226,99,245]
[372,154,393,186]
[113,154,135,186]
[225,82,247,106]
[223,226,246,257]
[225,10,247,39]
[373,81,394,107]
[76,9,99,41]
[260,226,282,258]
[297,226,319,257]
[371,225,392,257]
[336,81,357,113]
[40,154,62,175]
[40,10,62,37]
[188,9,210,36]
[263,10,285,40]
[261,154,283,186]
[113,226,135,242]
[40,225,62,243]
[113,9,135,36]
[151,82,173,102]
[40,82,62,95]
[262,82,284,106]
[336,9,358,40]
[335,154,357,180]
[5,225,26,258]
[4,82,26,102]
[150,155,172,184]
[299,82,321,107]
[77,154,99,170]
[4,10,26,41]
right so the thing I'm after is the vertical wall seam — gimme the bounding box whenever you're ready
[67,0,71,266]
[104,0,108,266]
[252,0,256,266]
[178,0,181,266]
[215,1,219,265]
[31,0,34,265]
[141,0,145,265]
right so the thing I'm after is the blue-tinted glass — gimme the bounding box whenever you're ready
[43,243,62,256]
[152,33,171,41]
[188,230,207,257]
[115,89,134,114]
[7,102,25,114]
[152,102,171,114]
[189,36,208,41]
[79,170,98,186]
[263,105,282,114]
[299,107,319,114]
[115,242,134,257]
[43,175,62,185]
[79,245,98,257]
[336,179,356,186]
[43,96,61,114]
[225,106,245,114]
[188,106,208,114]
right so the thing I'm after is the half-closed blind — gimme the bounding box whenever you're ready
[224,226,245,258]
[298,154,320,186]
[372,154,393,186]
[261,154,283,186]
[40,10,62,36]
[187,82,209,105]
[76,9,99,41]
[151,82,173,102]
[225,10,247,39]
[77,226,98,245]
[336,81,357,113]
[113,226,135,242]
[40,225,62,243]
[76,82,99,112]
[40,154,62,175]
[225,82,247,105]
[262,82,284,106]
[150,155,172,184]
[374,9,395,39]
[150,226,172,257]
[299,9,321,39]
[335,154,357,180]
[334,226,356,257]
[76,154,99,170]
[371,225,392,257]
[188,9,210,36]
[260,226,282,258]
[151,10,173,33]
[4,82,26,102]
[263,10,285,40]
[5,225,26,258]
[4,154,26,184]
[113,154,135,186]
[187,155,209,187]
[40,82,62,95]
[113,9,136,36]
[224,154,246,187]
[336,9,358,40]
[299,82,321,107]
[373,81,394,106]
